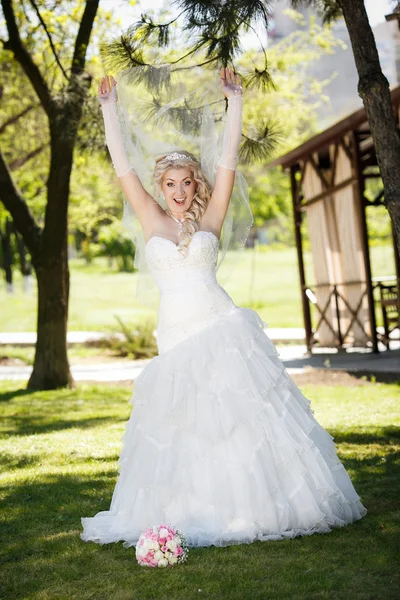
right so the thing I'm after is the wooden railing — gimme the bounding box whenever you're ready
[302,276,400,351]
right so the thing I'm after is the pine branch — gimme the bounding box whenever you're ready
[140,96,223,134]
[240,120,284,164]
[102,36,150,71]
[243,67,275,93]
[132,10,188,47]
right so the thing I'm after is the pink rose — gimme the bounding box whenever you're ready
[159,537,166,545]
[161,545,167,552]
[176,547,183,556]
[151,534,158,541]
[167,534,173,541]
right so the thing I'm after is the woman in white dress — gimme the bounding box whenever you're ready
[80,68,367,549]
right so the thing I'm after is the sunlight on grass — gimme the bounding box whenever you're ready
[0,380,399,599]
[0,244,393,333]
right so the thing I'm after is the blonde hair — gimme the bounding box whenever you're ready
[153,150,212,255]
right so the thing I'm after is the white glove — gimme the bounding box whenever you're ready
[218,68,243,171]
[98,76,134,178]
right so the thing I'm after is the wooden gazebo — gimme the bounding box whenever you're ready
[269,87,400,353]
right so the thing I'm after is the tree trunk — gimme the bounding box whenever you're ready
[28,136,74,390]
[0,218,14,288]
[339,0,400,256]
[28,235,73,389]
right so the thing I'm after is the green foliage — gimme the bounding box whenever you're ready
[290,0,343,24]
[104,0,272,85]
[98,316,158,359]
[69,152,123,262]
[0,54,49,220]
[364,176,393,245]
[240,14,343,228]
[0,0,120,232]
[97,222,136,272]
[367,206,394,245]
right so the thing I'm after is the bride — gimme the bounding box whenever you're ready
[81,68,367,549]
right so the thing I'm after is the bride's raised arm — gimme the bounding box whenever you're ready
[98,76,162,233]
[203,67,242,234]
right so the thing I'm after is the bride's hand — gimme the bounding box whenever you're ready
[220,67,242,98]
[98,75,117,104]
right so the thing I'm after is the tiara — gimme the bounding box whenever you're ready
[163,152,188,162]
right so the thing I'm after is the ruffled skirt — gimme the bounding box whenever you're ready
[80,307,367,548]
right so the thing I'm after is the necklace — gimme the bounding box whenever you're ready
[169,213,186,235]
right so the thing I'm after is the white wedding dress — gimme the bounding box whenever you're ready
[81,230,367,548]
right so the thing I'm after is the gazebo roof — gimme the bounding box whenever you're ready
[268,85,400,169]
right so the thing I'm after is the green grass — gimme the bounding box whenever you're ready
[0,380,399,600]
[0,345,131,366]
[0,244,395,332]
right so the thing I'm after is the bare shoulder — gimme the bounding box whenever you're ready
[198,211,222,239]
[140,198,168,240]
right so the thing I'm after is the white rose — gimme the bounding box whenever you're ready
[164,551,172,559]
[159,528,170,538]
[143,539,153,550]
[158,558,168,567]
[166,540,177,552]
[154,550,164,561]
[152,541,160,551]
[137,547,147,558]
[169,556,178,565]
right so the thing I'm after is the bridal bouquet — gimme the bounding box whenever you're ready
[135,524,189,567]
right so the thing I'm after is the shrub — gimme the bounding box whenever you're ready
[100,316,158,359]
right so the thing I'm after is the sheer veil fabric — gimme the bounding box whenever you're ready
[113,66,253,311]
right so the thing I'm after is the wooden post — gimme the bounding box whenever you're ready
[352,131,379,352]
[391,220,400,334]
[334,285,344,346]
[290,164,313,351]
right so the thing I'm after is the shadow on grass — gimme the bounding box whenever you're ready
[2,441,400,600]
[0,386,37,403]
[2,472,117,553]
[329,427,400,445]
[0,451,42,471]
[2,415,127,437]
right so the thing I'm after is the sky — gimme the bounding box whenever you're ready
[365,0,393,26]
[101,0,396,29]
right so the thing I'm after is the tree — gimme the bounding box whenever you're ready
[0,0,100,389]
[107,0,400,254]
[239,13,341,228]
[292,0,400,256]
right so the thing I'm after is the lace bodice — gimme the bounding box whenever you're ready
[145,231,237,353]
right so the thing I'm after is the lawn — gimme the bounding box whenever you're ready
[0,244,395,332]
[0,379,399,600]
